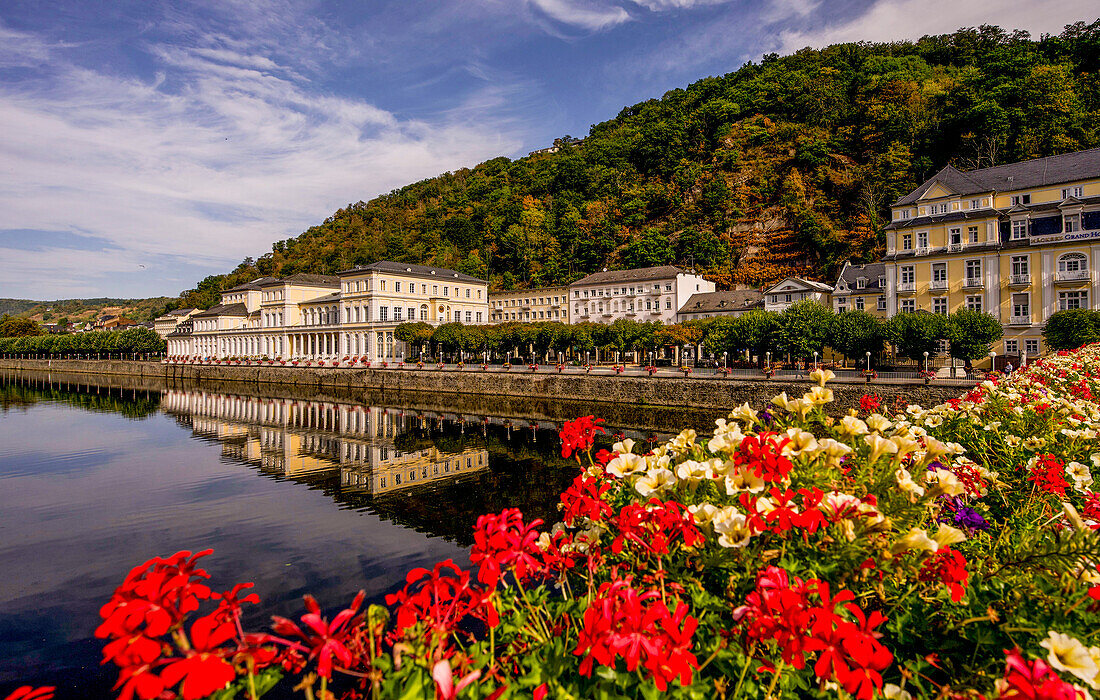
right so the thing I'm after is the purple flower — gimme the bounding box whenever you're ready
[758,409,774,426]
[953,506,989,532]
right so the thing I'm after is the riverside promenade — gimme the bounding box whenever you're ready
[0,358,968,412]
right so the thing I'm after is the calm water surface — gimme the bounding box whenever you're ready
[0,374,684,698]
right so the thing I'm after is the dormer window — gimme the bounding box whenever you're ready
[1011,220,1028,240]
[929,203,948,215]
[856,278,866,289]
[1065,214,1080,233]
[1010,194,1031,206]
[970,199,982,209]
[900,209,911,220]
[1062,186,1083,199]
[878,276,886,287]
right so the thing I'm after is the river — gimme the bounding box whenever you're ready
[0,371,723,698]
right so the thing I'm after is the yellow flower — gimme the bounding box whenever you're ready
[613,437,636,454]
[634,468,676,497]
[891,528,938,554]
[712,506,752,548]
[865,434,899,463]
[895,468,925,500]
[866,414,893,432]
[729,403,758,425]
[839,415,869,436]
[809,367,835,387]
[605,453,647,478]
[1040,631,1099,688]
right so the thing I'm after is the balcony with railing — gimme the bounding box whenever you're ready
[1008,314,1032,325]
[914,247,932,256]
[896,281,916,293]
[962,277,984,289]
[929,279,948,291]
[1008,273,1031,286]
[1055,269,1090,283]
[948,243,964,252]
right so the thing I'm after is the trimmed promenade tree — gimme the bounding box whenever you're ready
[395,322,433,357]
[0,314,43,338]
[885,311,948,362]
[1042,309,1100,350]
[775,300,834,360]
[947,309,1004,361]
[829,310,885,362]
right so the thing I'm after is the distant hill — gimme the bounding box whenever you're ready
[172,21,1100,311]
[0,297,177,325]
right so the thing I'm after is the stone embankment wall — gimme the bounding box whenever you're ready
[0,359,967,412]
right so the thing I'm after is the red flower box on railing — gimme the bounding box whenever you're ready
[502,363,511,371]
[380,361,389,369]
[458,362,466,370]
[584,364,592,374]
[721,367,731,377]
[614,365,625,374]
[481,363,488,371]
[437,362,446,370]
[680,366,692,376]
[557,363,566,373]
[646,366,658,376]
[416,361,424,369]
[528,364,539,372]
[763,368,775,379]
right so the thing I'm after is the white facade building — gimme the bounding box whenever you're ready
[568,265,715,325]
[762,277,834,313]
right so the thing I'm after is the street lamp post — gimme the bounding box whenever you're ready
[766,351,771,370]
[923,351,929,373]
[813,351,818,370]
[989,351,997,373]
[723,351,727,368]
[865,351,871,370]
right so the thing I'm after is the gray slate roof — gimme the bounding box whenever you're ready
[833,261,887,291]
[191,303,248,318]
[677,290,763,315]
[224,277,279,292]
[571,265,685,287]
[336,261,485,284]
[168,307,198,316]
[896,147,1100,206]
[762,277,834,294]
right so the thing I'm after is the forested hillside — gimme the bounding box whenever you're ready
[181,21,1100,310]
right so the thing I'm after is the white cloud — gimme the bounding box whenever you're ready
[776,0,1095,53]
[527,0,632,31]
[0,25,525,298]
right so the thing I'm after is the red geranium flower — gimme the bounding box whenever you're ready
[266,591,366,679]
[159,613,237,699]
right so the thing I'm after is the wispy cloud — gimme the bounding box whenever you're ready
[0,20,525,298]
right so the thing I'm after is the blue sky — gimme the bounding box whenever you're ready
[0,0,1093,300]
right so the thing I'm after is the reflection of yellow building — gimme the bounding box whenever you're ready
[161,390,485,492]
[883,148,1100,364]
[340,445,488,496]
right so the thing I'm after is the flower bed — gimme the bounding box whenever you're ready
[20,348,1100,700]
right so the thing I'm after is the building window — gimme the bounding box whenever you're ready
[1010,194,1032,205]
[855,277,866,289]
[837,297,847,306]
[1059,291,1089,310]
[465,311,472,323]
[949,228,961,246]
[932,263,947,284]
[902,234,912,250]
[917,231,928,249]
[1065,215,1080,233]
[1011,255,1029,277]
[1012,293,1029,320]
[466,288,471,298]
[665,284,672,291]
[965,259,982,281]
[395,281,401,292]
[900,299,915,313]
[379,306,388,321]
[1005,340,1019,355]
[420,304,428,321]
[1011,220,1028,240]
[1058,252,1088,274]
[877,296,886,311]
[665,298,671,309]
[1025,339,1039,355]
[932,297,948,314]
[784,294,792,303]
[900,266,915,284]
[967,226,978,244]
[855,297,864,311]
[1062,186,1083,199]
[970,199,982,209]
[966,295,983,311]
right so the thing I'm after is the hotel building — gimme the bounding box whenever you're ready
[883,147,1100,360]
[831,262,888,317]
[168,262,487,361]
[568,265,715,325]
[489,286,571,324]
[676,290,763,322]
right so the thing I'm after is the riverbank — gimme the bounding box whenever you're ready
[0,358,966,412]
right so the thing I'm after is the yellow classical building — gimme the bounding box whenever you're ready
[883,148,1100,363]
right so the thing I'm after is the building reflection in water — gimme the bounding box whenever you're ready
[162,390,490,497]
